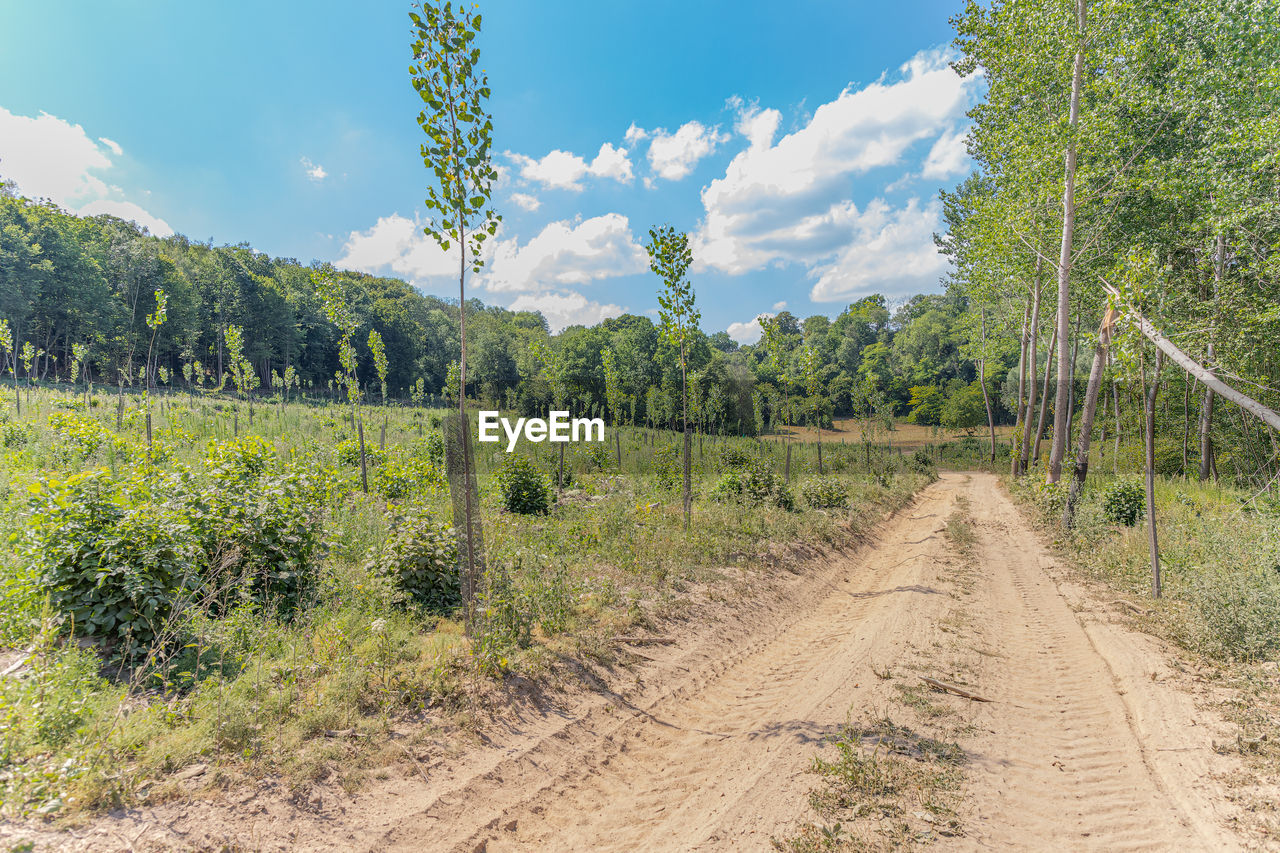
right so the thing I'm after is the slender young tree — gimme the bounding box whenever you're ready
[368,329,389,404]
[411,0,500,633]
[646,225,698,532]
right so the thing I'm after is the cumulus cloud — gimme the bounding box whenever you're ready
[483,213,647,293]
[337,214,462,281]
[510,192,541,212]
[301,156,328,181]
[0,106,172,235]
[693,48,977,280]
[337,212,647,298]
[921,126,970,180]
[726,311,777,345]
[643,120,729,181]
[507,141,633,191]
[807,198,948,302]
[508,291,626,333]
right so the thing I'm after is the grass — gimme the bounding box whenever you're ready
[776,717,965,852]
[0,383,936,819]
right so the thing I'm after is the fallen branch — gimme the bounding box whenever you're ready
[920,676,991,702]
[1114,598,1151,616]
[615,636,677,646]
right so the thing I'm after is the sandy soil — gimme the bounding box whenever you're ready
[5,472,1267,851]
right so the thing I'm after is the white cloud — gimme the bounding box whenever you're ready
[807,198,947,302]
[624,123,648,145]
[510,192,541,212]
[590,142,632,183]
[507,141,633,191]
[0,106,172,235]
[726,311,777,345]
[79,199,173,238]
[337,211,647,298]
[301,156,328,181]
[922,126,969,180]
[337,213,463,281]
[694,48,977,279]
[645,120,729,181]
[508,291,625,333]
[483,212,647,293]
[772,301,787,311]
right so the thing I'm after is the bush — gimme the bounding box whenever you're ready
[709,471,743,503]
[365,511,459,613]
[802,476,849,510]
[496,453,552,514]
[910,448,935,475]
[374,449,439,501]
[2,421,32,448]
[715,443,755,471]
[1101,479,1145,526]
[20,456,326,651]
[653,444,681,491]
[1184,569,1280,661]
[336,438,385,468]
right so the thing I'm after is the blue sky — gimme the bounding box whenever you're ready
[0,1,976,340]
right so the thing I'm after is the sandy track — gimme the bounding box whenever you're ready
[945,472,1241,851]
[11,472,1256,851]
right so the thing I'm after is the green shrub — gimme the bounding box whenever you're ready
[2,421,32,448]
[20,458,325,651]
[709,471,743,503]
[21,469,203,648]
[1184,569,1280,661]
[365,511,459,613]
[910,448,935,475]
[710,459,794,510]
[373,449,439,501]
[802,476,849,510]
[1101,479,1145,526]
[715,444,755,471]
[496,453,553,514]
[653,444,681,491]
[336,438,385,468]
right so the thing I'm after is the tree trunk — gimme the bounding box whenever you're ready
[1198,233,1224,479]
[1143,351,1164,598]
[1032,324,1059,468]
[1063,310,1113,529]
[1112,380,1121,473]
[1048,0,1088,484]
[980,307,996,462]
[681,343,691,533]
[1012,295,1032,475]
[1019,264,1045,474]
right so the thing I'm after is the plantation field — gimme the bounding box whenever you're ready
[0,384,937,824]
[764,418,1020,450]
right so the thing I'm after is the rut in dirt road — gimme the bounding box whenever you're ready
[378,478,965,852]
[399,472,1241,853]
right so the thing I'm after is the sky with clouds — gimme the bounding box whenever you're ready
[0,0,976,341]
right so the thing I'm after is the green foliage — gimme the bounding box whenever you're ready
[365,510,459,613]
[373,448,440,501]
[1100,479,1146,526]
[907,385,944,426]
[336,438,386,468]
[495,453,552,515]
[652,444,681,492]
[410,0,501,270]
[19,449,324,650]
[802,477,849,510]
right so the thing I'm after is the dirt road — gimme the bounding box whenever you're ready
[20,472,1257,851]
